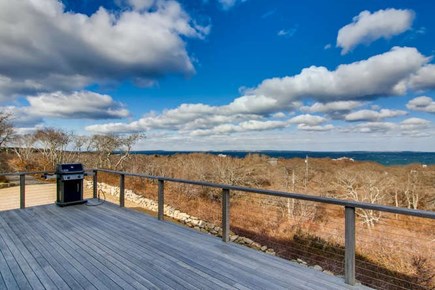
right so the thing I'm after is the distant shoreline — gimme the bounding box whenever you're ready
[130,150,435,166]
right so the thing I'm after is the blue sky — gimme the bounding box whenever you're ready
[0,0,434,151]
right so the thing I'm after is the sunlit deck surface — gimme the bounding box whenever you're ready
[0,201,370,290]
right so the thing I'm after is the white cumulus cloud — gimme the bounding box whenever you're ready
[400,117,430,129]
[352,122,397,133]
[26,91,129,119]
[297,124,334,131]
[406,96,435,113]
[302,101,363,113]
[337,8,414,54]
[191,120,288,136]
[399,117,432,137]
[407,64,435,91]
[2,90,129,128]
[86,47,434,139]
[345,109,407,122]
[289,114,326,126]
[252,47,428,104]
[342,117,432,138]
[301,101,363,119]
[0,0,208,99]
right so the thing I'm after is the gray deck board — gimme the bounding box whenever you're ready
[0,249,18,289]
[0,201,370,290]
[74,205,323,290]
[1,211,71,290]
[48,207,227,290]
[89,204,344,290]
[33,207,184,290]
[15,209,129,290]
[6,210,95,290]
[74,205,289,289]
[0,216,45,289]
[52,206,233,289]
[12,209,112,290]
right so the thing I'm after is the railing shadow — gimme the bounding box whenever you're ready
[232,226,430,290]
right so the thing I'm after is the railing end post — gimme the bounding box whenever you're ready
[158,179,164,220]
[20,174,25,209]
[119,174,125,207]
[93,170,98,199]
[345,206,356,286]
[222,188,230,242]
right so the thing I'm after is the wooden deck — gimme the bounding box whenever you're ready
[0,201,370,290]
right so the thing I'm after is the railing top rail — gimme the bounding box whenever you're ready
[96,168,435,220]
[0,169,98,177]
[0,171,53,176]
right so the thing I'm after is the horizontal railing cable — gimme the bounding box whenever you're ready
[96,168,435,220]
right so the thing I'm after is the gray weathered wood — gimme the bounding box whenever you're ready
[0,202,371,290]
[90,203,343,290]
[158,179,164,220]
[2,212,71,289]
[93,170,98,199]
[222,188,230,242]
[0,215,49,289]
[345,206,356,285]
[0,247,19,289]
[36,207,178,289]
[119,174,125,207]
[19,174,25,209]
[6,210,88,289]
[0,229,32,289]
[15,209,112,289]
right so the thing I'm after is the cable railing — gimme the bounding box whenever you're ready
[1,169,434,288]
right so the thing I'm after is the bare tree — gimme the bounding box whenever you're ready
[404,170,420,210]
[34,128,71,169]
[390,169,429,211]
[275,165,318,223]
[212,154,270,188]
[114,133,144,170]
[11,134,36,167]
[334,170,391,228]
[89,133,143,169]
[72,135,89,152]
[0,111,14,148]
[63,134,90,163]
[89,134,121,168]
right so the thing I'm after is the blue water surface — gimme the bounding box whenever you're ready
[132,151,435,166]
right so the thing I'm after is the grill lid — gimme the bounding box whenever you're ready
[56,163,84,174]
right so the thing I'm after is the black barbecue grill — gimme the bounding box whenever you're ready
[55,163,87,206]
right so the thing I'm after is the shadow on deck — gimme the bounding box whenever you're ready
[0,201,370,289]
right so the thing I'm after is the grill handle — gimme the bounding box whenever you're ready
[42,173,56,180]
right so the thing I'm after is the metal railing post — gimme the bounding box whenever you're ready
[20,174,25,209]
[345,206,356,285]
[93,170,98,199]
[222,188,230,242]
[119,174,125,207]
[158,179,164,220]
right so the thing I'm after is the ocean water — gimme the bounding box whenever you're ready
[132,151,435,166]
